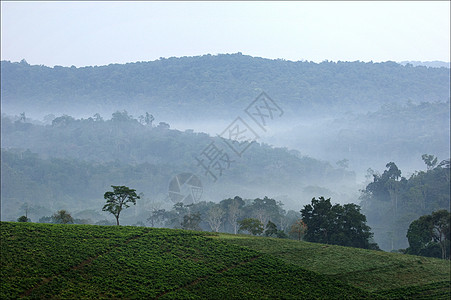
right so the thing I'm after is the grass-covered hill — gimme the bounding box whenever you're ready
[218,234,451,298]
[1,222,369,299]
[2,222,449,299]
[2,54,449,120]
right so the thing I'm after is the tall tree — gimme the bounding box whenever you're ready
[102,186,140,225]
[221,196,244,234]
[265,220,278,237]
[289,219,307,241]
[206,205,225,232]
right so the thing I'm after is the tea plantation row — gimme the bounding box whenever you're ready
[1,222,370,299]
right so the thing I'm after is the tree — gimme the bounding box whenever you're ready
[19,112,26,123]
[148,209,167,228]
[422,154,438,171]
[289,219,307,241]
[181,212,202,231]
[52,115,75,127]
[17,215,30,222]
[157,122,170,129]
[206,205,225,232]
[238,218,264,235]
[111,110,134,122]
[406,210,450,259]
[145,112,154,126]
[336,159,349,169]
[265,220,278,237]
[221,196,244,234]
[93,113,103,122]
[431,210,450,260]
[301,197,375,249]
[102,185,140,225]
[52,210,74,224]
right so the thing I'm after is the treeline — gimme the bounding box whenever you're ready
[360,158,450,251]
[2,54,449,119]
[19,194,380,251]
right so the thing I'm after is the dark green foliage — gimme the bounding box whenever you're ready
[238,218,264,236]
[17,216,29,222]
[301,197,374,249]
[0,222,373,299]
[103,186,140,225]
[406,210,450,259]
[264,220,278,237]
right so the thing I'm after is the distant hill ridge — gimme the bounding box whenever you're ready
[1,53,449,120]
[399,60,450,68]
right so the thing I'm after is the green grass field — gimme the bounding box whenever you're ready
[215,234,451,298]
[1,222,370,299]
[1,222,449,299]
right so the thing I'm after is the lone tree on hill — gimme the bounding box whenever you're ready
[103,185,140,225]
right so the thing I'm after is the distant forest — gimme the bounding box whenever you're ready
[1,113,355,223]
[1,54,449,120]
[1,54,449,252]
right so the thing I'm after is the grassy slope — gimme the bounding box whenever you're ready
[216,234,451,298]
[1,222,370,299]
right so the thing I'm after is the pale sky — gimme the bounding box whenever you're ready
[1,1,450,67]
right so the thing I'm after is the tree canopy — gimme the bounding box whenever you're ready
[103,186,140,225]
[301,197,376,249]
[406,210,450,259]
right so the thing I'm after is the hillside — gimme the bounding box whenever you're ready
[2,54,450,120]
[2,222,449,299]
[1,222,371,299]
[218,234,451,298]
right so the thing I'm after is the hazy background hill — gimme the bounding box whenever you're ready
[2,54,449,121]
[2,54,449,177]
[1,114,356,224]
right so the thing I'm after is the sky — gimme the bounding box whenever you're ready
[1,1,450,67]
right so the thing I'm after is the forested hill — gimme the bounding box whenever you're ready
[1,54,450,120]
[1,113,356,222]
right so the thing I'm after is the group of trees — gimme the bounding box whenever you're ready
[23,209,75,224]
[145,194,378,249]
[360,156,450,251]
[146,196,298,234]
[18,182,450,257]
